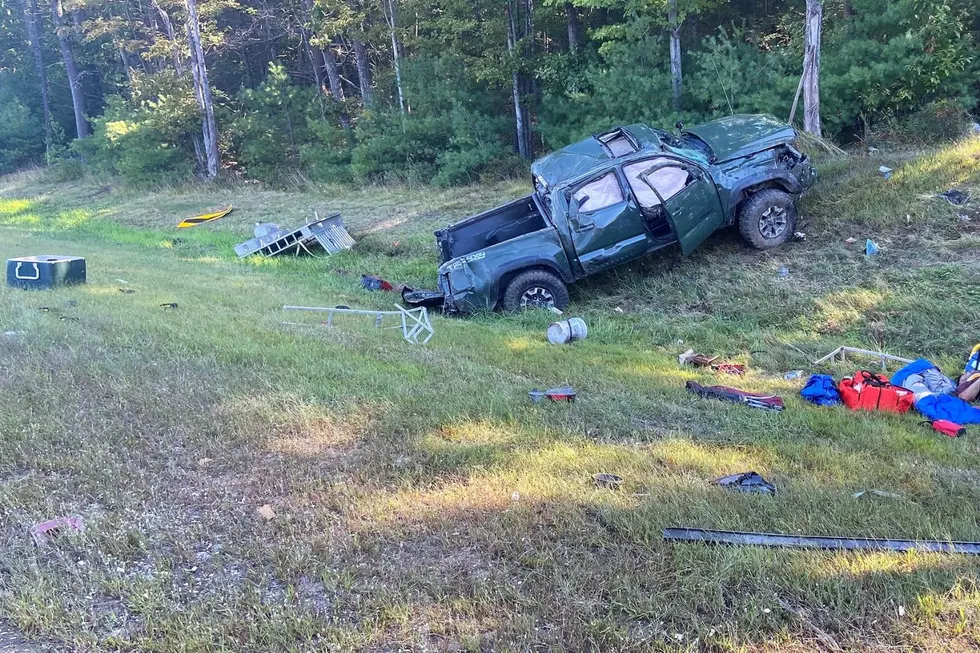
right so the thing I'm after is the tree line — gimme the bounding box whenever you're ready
[0,0,976,184]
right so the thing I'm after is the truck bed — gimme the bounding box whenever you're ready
[436,195,548,263]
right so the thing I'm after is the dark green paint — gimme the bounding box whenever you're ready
[437,114,815,313]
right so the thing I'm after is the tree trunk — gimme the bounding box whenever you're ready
[185,0,219,179]
[300,0,324,91]
[20,0,54,154]
[668,0,682,113]
[564,2,580,53]
[506,0,528,159]
[382,0,405,115]
[50,0,89,139]
[803,0,822,137]
[322,41,345,101]
[321,41,351,130]
[352,36,373,108]
[843,0,853,18]
[149,0,183,74]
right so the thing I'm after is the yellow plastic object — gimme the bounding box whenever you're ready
[177,205,233,229]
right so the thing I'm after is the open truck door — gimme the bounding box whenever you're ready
[567,171,648,274]
[638,162,725,256]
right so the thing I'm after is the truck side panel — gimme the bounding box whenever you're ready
[438,227,572,313]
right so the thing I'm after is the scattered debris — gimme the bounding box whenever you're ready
[679,349,718,366]
[845,237,857,245]
[119,288,135,294]
[613,307,624,314]
[784,370,805,380]
[713,363,746,376]
[548,306,564,315]
[712,471,776,495]
[177,205,233,229]
[31,516,84,546]
[3,331,24,341]
[257,504,276,520]
[511,491,520,502]
[973,122,980,135]
[853,489,903,500]
[800,374,842,406]
[686,381,784,411]
[401,286,445,308]
[283,304,434,345]
[59,316,78,322]
[663,527,980,554]
[867,146,879,154]
[778,266,790,278]
[839,371,914,414]
[234,212,354,258]
[160,302,179,310]
[361,274,394,291]
[878,166,893,180]
[593,473,623,489]
[116,279,129,284]
[865,239,879,256]
[930,419,966,438]
[813,346,912,371]
[529,386,577,403]
[36,307,53,312]
[547,318,588,345]
[7,255,86,290]
[64,300,77,308]
[792,231,806,241]
[939,189,970,206]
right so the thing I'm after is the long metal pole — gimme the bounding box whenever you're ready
[664,528,980,555]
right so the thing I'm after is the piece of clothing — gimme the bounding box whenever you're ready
[800,374,841,406]
[838,371,914,413]
[892,359,937,389]
[915,393,980,425]
[686,381,784,411]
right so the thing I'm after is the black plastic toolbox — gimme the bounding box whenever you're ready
[6,255,86,290]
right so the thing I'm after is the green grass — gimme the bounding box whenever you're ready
[1,140,980,651]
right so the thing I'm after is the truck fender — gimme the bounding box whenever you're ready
[727,172,802,223]
[491,258,573,307]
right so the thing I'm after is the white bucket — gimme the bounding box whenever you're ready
[547,317,588,345]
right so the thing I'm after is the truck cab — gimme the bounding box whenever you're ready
[435,115,815,313]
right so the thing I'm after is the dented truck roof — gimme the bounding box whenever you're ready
[531,123,666,190]
[530,115,796,190]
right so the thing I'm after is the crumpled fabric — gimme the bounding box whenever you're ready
[800,374,841,406]
[914,393,980,425]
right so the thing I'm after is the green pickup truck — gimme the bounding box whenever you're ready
[434,114,816,313]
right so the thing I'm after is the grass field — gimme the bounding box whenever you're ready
[2,138,980,652]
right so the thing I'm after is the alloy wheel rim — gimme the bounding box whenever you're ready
[520,286,555,308]
[759,205,788,239]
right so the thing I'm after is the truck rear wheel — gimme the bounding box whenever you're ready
[738,188,797,250]
[502,270,569,312]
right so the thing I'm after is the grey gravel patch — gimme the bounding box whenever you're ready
[0,619,42,652]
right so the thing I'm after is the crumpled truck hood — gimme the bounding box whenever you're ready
[685,114,796,163]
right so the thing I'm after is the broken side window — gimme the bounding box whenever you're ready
[573,172,624,213]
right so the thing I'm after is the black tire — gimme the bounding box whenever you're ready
[738,188,798,250]
[501,269,569,312]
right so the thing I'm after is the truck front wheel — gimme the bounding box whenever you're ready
[738,188,797,250]
[502,270,569,312]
